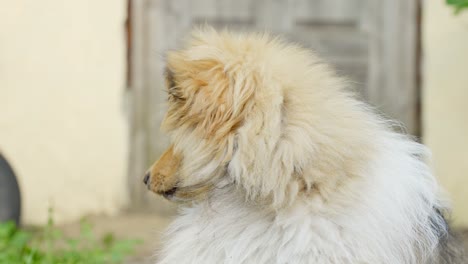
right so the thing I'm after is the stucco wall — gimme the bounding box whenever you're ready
[0,0,128,225]
[423,2,468,226]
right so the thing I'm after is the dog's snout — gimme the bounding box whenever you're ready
[143,172,150,185]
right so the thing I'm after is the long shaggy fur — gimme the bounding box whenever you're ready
[146,28,465,264]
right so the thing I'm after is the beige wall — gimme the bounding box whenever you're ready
[0,0,128,225]
[423,2,468,226]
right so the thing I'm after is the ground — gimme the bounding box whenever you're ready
[58,214,468,264]
[58,214,173,264]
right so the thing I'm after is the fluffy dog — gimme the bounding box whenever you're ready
[143,28,464,263]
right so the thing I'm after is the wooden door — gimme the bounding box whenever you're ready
[128,0,420,211]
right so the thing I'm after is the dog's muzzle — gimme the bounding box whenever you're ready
[143,145,181,200]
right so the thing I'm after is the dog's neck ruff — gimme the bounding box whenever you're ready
[155,135,445,264]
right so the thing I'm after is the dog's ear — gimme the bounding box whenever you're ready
[227,83,304,207]
[164,51,257,143]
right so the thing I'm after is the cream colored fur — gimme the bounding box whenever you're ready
[148,28,458,264]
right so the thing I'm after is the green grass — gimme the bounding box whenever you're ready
[0,210,140,264]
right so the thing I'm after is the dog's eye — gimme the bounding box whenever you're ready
[167,88,185,102]
[169,92,185,101]
[164,69,185,102]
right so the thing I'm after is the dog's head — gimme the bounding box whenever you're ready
[143,28,370,207]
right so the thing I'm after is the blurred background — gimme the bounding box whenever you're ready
[0,0,467,262]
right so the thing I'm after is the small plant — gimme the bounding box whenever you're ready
[447,0,468,14]
[0,210,140,264]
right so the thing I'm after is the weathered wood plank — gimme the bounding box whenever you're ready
[295,0,363,24]
[191,0,252,20]
[367,0,420,135]
[128,0,149,209]
[254,0,294,32]
[289,24,368,59]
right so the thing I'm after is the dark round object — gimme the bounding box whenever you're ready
[0,153,21,225]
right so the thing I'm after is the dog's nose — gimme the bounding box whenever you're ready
[143,172,150,185]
